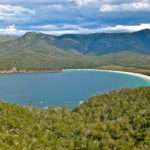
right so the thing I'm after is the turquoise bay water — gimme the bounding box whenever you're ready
[0,70,149,107]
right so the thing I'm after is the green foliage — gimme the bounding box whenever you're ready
[0,87,149,149]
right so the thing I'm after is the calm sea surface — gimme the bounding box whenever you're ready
[0,70,149,107]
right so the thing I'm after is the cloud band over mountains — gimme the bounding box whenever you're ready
[0,0,149,35]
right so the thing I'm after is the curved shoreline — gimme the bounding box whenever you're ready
[63,69,150,82]
[0,68,149,82]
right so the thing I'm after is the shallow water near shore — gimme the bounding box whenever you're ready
[0,70,149,107]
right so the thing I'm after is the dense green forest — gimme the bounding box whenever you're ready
[0,87,149,150]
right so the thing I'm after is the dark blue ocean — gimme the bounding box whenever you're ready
[0,70,149,107]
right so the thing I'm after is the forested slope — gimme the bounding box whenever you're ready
[0,87,149,150]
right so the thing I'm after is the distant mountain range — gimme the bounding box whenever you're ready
[22,29,150,55]
[0,29,150,72]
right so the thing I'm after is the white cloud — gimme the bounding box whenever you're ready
[73,0,99,6]
[99,23,150,32]
[0,4,35,20]
[0,25,26,35]
[29,23,150,35]
[100,0,150,12]
[32,24,80,30]
[1,23,150,35]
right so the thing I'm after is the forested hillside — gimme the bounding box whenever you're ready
[0,87,149,150]
[0,31,150,72]
[13,29,150,55]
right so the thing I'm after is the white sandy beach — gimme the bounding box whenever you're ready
[63,69,150,82]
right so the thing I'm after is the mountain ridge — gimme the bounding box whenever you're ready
[20,29,150,55]
[0,29,149,72]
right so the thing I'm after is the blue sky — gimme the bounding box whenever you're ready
[0,0,150,35]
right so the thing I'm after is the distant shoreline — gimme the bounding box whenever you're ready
[0,68,149,82]
[63,69,150,82]
[99,70,150,81]
[0,69,62,74]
